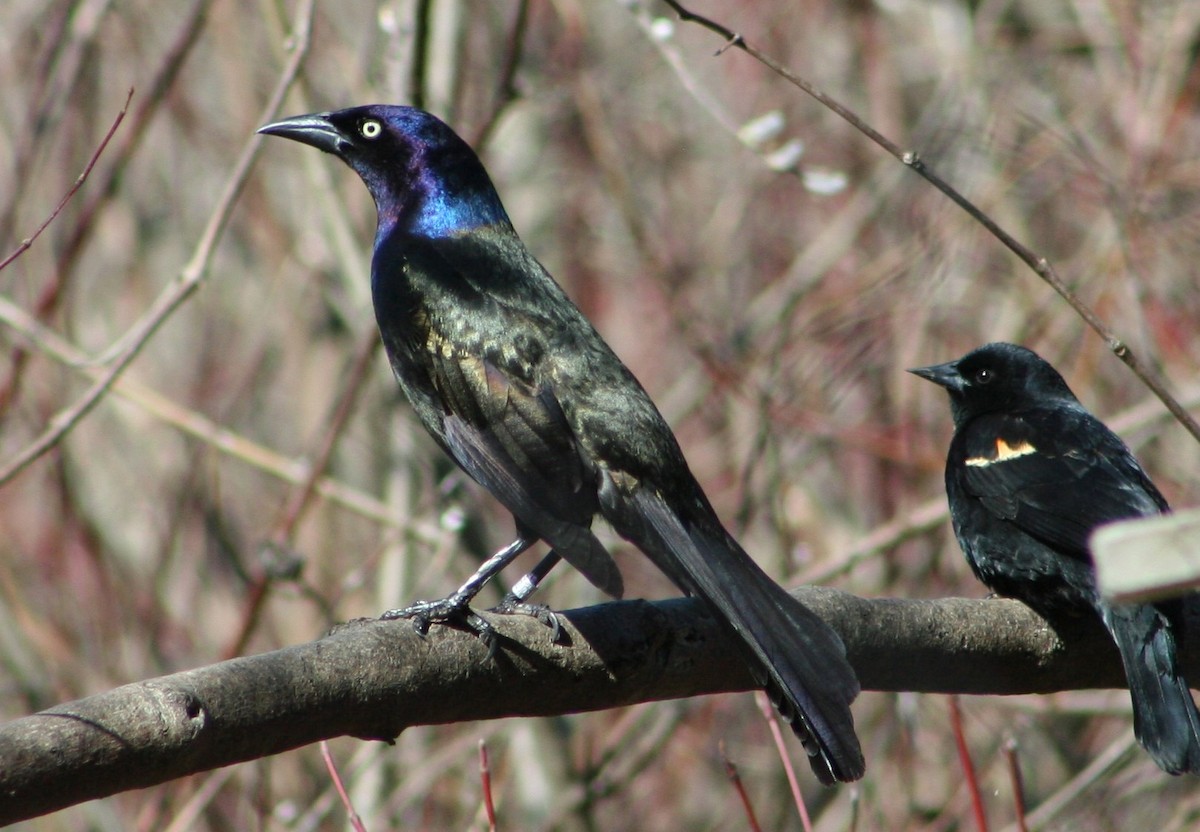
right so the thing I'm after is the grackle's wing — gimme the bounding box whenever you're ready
[373,233,623,597]
[434,351,623,598]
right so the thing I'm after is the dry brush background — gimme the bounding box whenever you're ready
[3,0,1200,829]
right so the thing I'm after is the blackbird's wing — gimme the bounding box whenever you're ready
[956,409,1168,558]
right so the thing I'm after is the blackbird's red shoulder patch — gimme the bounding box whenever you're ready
[965,437,1037,467]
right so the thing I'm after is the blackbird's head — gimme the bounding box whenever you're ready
[909,342,1078,424]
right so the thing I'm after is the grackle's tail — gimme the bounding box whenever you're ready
[602,483,864,783]
[1103,601,1200,775]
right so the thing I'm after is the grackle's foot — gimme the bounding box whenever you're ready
[491,595,562,642]
[381,597,500,658]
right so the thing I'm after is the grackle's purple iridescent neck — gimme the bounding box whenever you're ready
[349,107,512,241]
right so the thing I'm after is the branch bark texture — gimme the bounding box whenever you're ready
[2,590,1190,823]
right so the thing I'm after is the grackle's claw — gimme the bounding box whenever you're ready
[491,596,562,642]
[381,597,500,655]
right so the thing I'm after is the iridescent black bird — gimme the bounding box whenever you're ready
[912,342,1200,774]
[259,105,863,783]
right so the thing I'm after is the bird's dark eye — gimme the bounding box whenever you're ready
[974,368,994,385]
[360,119,382,140]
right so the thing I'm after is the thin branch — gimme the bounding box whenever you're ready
[0,293,436,535]
[471,0,532,148]
[50,0,215,286]
[1,0,214,414]
[0,0,112,246]
[720,741,764,832]
[756,691,810,832]
[0,87,132,274]
[322,741,367,832]
[409,0,433,109]
[223,330,383,659]
[949,695,990,832]
[1006,730,1136,832]
[479,739,498,832]
[658,0,1200,446]
[0,0,316,488]
[1003,736,1029,832]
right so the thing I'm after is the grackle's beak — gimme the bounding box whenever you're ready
[908,361,963,391]
[258,113,347,155]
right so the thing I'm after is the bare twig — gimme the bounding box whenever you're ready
[1003,736,1029,832]
[1007,731,1136,832]
[471,0,532,148]
[0,294,429,533]
[0,0,112,246]
[1,0,215,414]
[658,0,1200,446]
[755,690,811,832]
[322,741,367,832]
[948,695,989,832]
[0,0,316,487]
[720,740,764,832]
[0,87,131,274]
[479,739,498,832]
[53,0,215,280]
[408,0,433,109]
[160,768,237,832]
[223,330,382,659]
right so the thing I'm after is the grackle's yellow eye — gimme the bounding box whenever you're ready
[360,119,382,139]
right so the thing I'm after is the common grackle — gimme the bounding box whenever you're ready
[912,342,1200,774]
[260,105,863,783]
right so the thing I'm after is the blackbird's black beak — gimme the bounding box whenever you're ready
[908,361,963,391]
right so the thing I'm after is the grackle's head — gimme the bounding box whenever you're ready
[909,342,1079,425]
[259,105,509,237]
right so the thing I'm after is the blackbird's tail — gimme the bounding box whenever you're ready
[1103,602,1200,775]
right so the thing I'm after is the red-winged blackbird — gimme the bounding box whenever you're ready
[911,342,1200,775]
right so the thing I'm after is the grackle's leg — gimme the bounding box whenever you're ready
[501,551,562,604]
[382,535,537,647]
[492,551,564,638]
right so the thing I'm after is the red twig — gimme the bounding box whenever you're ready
[755,691,812,832]
[0,91,132,274]
[948,696,989,832]
[719,741,762,832]
[1003,735,1029,832]
[3,0,212,415]
[321,741,367,832]
[0,87,132,417]
[479,739,498,832]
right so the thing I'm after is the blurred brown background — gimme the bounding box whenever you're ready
[3,0,1200,828]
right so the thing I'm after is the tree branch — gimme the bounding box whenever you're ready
[2,589,1186,824]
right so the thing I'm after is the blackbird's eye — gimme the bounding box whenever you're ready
[360,119,382,139]
[974,368,994,385]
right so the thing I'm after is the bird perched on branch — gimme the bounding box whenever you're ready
[259,105,863,783]
[912,342,1200,775]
